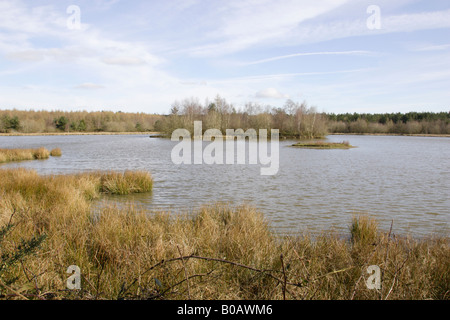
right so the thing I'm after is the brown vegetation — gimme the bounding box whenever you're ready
[155,96,328,139]
[0,147,50,163]
[292,140,355,149]
[50,148,62,157]
[0,168,447,300]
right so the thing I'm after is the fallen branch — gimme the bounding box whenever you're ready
[120,254,307,299]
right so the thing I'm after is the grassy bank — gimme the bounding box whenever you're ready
[292,141,356,149]
[0,169,447,300]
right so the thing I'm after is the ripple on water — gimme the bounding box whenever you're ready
[0,134,448,237]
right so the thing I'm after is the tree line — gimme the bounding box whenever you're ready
[154,96,449,137]
[1,97,448,136]
[0,110,162,133]
[154,96,328,138]
[328,111,450,135]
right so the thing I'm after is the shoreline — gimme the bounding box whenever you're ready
[0,131,161,137]
[1,131,449,138]
[329,132,450,137]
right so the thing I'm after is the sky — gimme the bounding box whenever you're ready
[0,0,449,114]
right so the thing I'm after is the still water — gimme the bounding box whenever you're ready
[1,134,449,237]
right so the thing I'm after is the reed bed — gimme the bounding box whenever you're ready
[0,168,447,300]
[0,147,51,163]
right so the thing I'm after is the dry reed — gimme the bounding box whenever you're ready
[0,169,447,300]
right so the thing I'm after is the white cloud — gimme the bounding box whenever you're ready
[415,44,450,52]
[102,57,146,66]
[382,9,450,32]
[75,83,105,89]
[0,1,66,35]
[255,88,289,99]
[287,9,450,46]
[209,68,372,84]
[0,0,171,105]
[0,1,162,67]
[185,0,349,57]
[180,4,450,58]
[245,50,374,65]
[6,50,44,62]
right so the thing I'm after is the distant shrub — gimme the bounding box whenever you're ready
[0,115,20,133]
[54,116,69,131]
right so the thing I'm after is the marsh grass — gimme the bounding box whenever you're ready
[99,171,153,195]
[0,147,50,163]
[350,214,379,246]
[0,168,448,300]
[50,148,62,157]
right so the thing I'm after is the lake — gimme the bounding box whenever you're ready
[1,134,448,237]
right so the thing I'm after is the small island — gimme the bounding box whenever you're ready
[292,140,356,149]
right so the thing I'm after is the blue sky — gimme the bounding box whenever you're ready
[0,0,449,114]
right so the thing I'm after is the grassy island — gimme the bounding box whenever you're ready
[292,140,356,149]
[0,147,50,163]
[0,147,64,163]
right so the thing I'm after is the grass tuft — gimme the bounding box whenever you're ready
[350,214,379,246]
[50,148,62,157]
[33,147,50,159]
[99,171,153,195]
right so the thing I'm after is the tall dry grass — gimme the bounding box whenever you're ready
[0,168,448,300]
[98,171,154,195]
[0,147,50,163]
[50,148,62,157]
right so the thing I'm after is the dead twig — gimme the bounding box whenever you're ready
[120,253,307,299]
[19,261,45,300]
[280,254,287,300]
[384,253,410,300]
[0,278,28,300]
[177,246,191,300]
